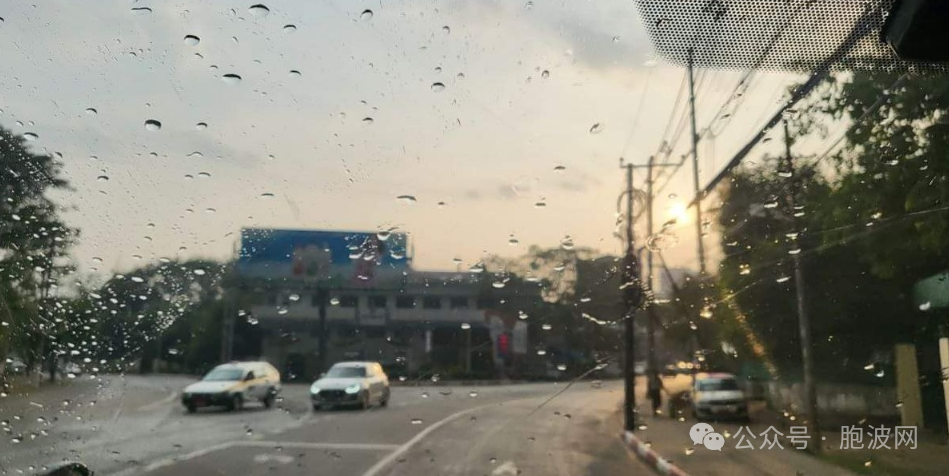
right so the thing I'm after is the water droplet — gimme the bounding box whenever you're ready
[612,35,621,43]
[788,249,801,255]
[277,307,289,315]
[775,276,791,283]
[431,82,445,92]
[560,237,575,250]
[195,122,208,130]
[396,195,417,203]
[525,1,534,9]
[553,165,566,172]
[198,172,211,178]
[518,310,529,320]
[260,192,275,199]
[508,237,519,246]
[442,25,450,34]
[863,363,875,371]
[330,297,341,306]
[469,391,478,398]
[131,7,152,15]
[360,9,373,20]
[289,70,302,77]
[222,74,242,84]
[685,447,695,456]
[248,4,270,16]
[131,276,144,283]
[542,324,552,330]
[97,175,109,182]
[460,323,471,330]
[535,201,547,208]
[556,364,567,371]
[492,281,505,289]
[469,262,485,273]
[246,428,255,436]
[362,117,374,124]
[411,418,423,425]
[919,301,932,311]
[875,369,885,378]
[895,401,903,408]
[23,132,38,141]
[289,293,301,302]
[283,24,297,32]
[864,460,872,468]
[541,70,550,79]
[144,119,161,131]
[536,349,546,356]
[85,108,98,116]
[589,123,603,134]
[183,35,200,46]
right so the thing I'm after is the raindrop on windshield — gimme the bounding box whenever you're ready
[469,391,479,398]
[283,24,297,32]
[492,281,505,289]
[362,117,374,124]
[144,119,161,131]
[589,123,603,134]
[183,35,200,46]
[411,418,423,425]
[360,9,373,20]
[289,294,301,302]
[85,108,97,116]
[96,175,109,182]
[195,122,208,130]
[248,4,270,16]
[541,70,550,79]
[460,323,471,330]
[442,25,450,34]
[330,297,341,306]
[556,364,567,371]
[131,7,152,15]
[542,324,552,330]
[553,165,565,171]
[222,74,242,84]
[396,195,417,203]
[23,132,38,141]
[775,276,791,283]
[560,236,575,250]
[259,192,275,199]
[289,70,302,78]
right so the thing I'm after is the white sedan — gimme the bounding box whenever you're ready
[310,361,390,410]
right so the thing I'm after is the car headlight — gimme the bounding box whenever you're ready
[344,384,361,394]
[310,384,321,394]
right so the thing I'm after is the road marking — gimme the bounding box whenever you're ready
[491,461,520,476]
[360,403,495,476]
[135,389,179,412]
[238,440,400,451]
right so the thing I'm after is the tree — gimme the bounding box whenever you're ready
[0,127,74,377]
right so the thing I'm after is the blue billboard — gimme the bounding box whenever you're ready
[238,228,410,286]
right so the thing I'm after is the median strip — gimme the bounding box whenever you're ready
[622,431,691,476]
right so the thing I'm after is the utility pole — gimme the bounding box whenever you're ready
[621,161,642,432]
[317,288,329,375]
[686,54,705,385]
[687,54,707,276]
[783,119,821,451]
[645,157,658,384]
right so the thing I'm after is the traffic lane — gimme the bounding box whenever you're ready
[375,380,654,476]
[139,382,618,476]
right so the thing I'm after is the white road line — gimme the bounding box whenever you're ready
[134,389,179,412]
[360,403,495,476]
[237,441,400,451]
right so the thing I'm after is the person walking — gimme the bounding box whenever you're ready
[647,372,666,415]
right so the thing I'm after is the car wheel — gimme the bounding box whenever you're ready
[186,404,197,414]
[360,391,370,410]
[312,404,321,412]
[380,389,390,407]
[263,390,275,409]
[228,394,244,412]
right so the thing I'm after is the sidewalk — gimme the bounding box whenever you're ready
[630,412,859,476]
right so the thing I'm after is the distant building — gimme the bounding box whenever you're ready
[232,228,538,380]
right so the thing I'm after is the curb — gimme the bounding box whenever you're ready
[622,431,691,476]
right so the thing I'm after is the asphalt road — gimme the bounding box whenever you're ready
[0,376,651,476]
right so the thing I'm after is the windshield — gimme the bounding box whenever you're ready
[325,367,366,379]
[697,379,740,392]
[202,368,245,382]
[1,2,946,476]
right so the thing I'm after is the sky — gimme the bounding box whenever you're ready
[0,0,802,280]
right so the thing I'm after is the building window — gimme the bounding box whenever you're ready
[368,295,387,309]
[395,296,416,309]
[339,295,358,308]
[422,296,442,309]
[476,297,494,310]
[449,297,470,309]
